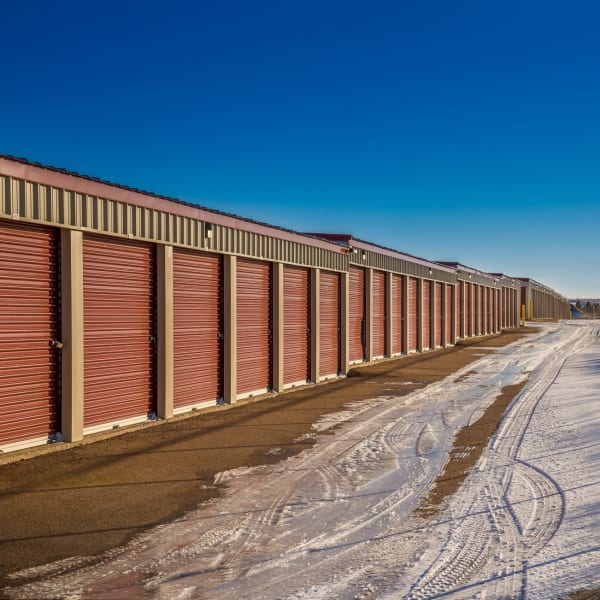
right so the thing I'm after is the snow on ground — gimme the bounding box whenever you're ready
[5,321,600,600]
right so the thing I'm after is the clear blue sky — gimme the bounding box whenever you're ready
[2,1,599,298]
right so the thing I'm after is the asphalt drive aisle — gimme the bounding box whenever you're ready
[4,325,598,599]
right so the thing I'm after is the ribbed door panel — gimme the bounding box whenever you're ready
[348,267,365,362]
[445,285,452,344]
[237,258,272,396]
[83,235,155,428]
[483,287,488,334]
[408,277,418,352]
[422,280,431,349]
[467,283,474,337]
[372,270,386,357]
[392,274,404,354]
[457,281,463,339]
[173,249,223,408]
[283,265,310,385]
[434,282,443,347]
[476,285,482,335]
[319,271,340,377]
[0,222,59,446]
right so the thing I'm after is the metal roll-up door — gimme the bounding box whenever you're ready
[494,288,498,331]
[348,266,366,363]
[237,258,272,397]
[445,285,453,344]
[0,222,59,448]
[392,274,404,354]
[83,235,155,429]
[408,277,418,352]
[482,287,487,334]
[466,282,473,337]
[372,270,386,358]
[434,282,442,348]
[457,281,463,339]
[476,285,482,335]
[473,284,478,335]
[283,265,310,386]
[484,287,488,331]
[422,280,431,349]
[173,249,223,411]
[319,270,340,378]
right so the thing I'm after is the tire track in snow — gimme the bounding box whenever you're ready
[404,323,592,600]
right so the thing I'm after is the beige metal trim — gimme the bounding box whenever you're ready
[60,229,84,443]
[156,245,174,419]
[223,255,237,403]
[272,263,284,393]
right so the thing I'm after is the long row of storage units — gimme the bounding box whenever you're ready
[0,156,561,453]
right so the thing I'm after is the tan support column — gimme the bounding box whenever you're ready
[272,262,284,392]
[402,275,409,354]
[60,229,84,442]
[365,268,373,361]
[340,270,349,375]
[223,255,237,403]
[385,271,392,358]
[156,244,173,419]
[310,268,320,383]
[417,278,424,352]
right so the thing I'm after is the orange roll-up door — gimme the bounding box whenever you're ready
[319,270,341,378]
[173,249,223,409]
[422,280,431,349]
[83,235,155,428]
[445,285,453,344]
[408,277,418,352]
[237,258,272,396]
[348,266,366,362]
[283,265,310,386]
[372,270,386,358]
[0,222,59,447]
[392,274,404,354]
[434,282,443,348]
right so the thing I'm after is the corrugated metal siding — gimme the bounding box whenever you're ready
[445,285,453,343]
[408,277,418,352]
[348,266,366,362]
[173,249,223,408]
[350,250,454,283]
[372,270,386,357]
[83,235,155,427]
[434,282,443,347]
[319,271,341,377]
[237,258,272,396]
[392,274,404,354]
[0,174,346,272]
[283,265,310,385]
[0,221,59,446]
[422,280,432,349]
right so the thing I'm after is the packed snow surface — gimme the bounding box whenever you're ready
[5,321,600,599]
